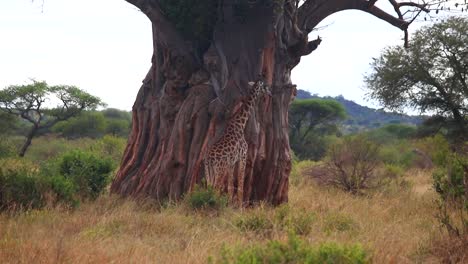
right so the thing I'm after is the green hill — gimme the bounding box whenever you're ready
[296,89,422,133]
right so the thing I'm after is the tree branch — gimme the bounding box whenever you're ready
[297,0,431,47]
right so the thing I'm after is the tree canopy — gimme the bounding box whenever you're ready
[365,16,468,139]
[289,98,346,160]
[0,80,104,156]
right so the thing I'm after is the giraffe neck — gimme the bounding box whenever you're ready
[229,89,259,130]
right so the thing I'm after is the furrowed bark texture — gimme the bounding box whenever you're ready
[111,0,428,205]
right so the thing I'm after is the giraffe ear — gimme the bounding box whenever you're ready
[248,81,255,86]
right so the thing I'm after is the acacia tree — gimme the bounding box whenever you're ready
[0,81,103,156]
[111,0,467,205]
[289,98,346,160]
[366,16,468,141]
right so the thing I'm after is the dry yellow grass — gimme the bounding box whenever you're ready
[0,168,445,263]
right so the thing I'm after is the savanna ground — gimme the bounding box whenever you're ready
[0,135,457,263]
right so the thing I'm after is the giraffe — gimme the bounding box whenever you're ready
[204,79,270,205]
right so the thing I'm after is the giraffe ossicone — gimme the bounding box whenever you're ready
[203,79,270,205]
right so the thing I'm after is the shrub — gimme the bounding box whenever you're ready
[274,205,316,235]
[91,135,126,164]
[433,153,468,238]
[236,211,274,235]
[59,150,114,200]
[0,159,44,210]
[0,136,17,158]
[324,136,380,194]
[185,185,227,211]
[415,134,451,167]
[380,164,404,179]
[218,234,369,264]
[0,158,80,210]
[378,143,414,168]
[44,175,78,207]
[53,111,106,139]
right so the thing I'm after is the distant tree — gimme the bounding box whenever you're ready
[101,108,131,121]
[53,111,107,139]
[0,112,19,135]
[289,99,346,160]
[101,108,131,137]
[366,17,468,141]
[0,81,103,156]
[105,119,130,137]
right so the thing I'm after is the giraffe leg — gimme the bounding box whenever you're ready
[238,144,247,206]
[227,166,235,202]
[214,165,225,192]
[204,160,211,187]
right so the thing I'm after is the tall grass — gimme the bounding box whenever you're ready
[0,168,442,263]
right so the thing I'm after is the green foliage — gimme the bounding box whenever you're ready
[416,134,451,167]
[432,152,468,237]
[218,234,369,264]
[0,80,104,156]
[53,112,106,139]
[44,175,78,207]
[366,124,416,144]
[185,185,228,211]
[59,150,114,200]
[105,119,130,137]
[366,17,468,139]
[0,112,19,135]
[289,99,346,160]
[236,211,274,234]
[378,143,414,169]
[101,108,131,137]
[380,164,405,179]
[91,135,127,164]
[275,205,316,236]
[53,109,131,139]
[0,159,44,210]
[0,158,78,210]
[0,136,17,158]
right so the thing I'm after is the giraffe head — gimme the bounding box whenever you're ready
[248,80,271,98]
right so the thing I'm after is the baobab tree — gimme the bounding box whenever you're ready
[110,0,467,205]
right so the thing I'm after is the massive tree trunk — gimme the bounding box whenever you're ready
[111,0,431,205]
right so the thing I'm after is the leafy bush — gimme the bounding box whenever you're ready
[378,143,414,168]
[366,124,416,144]
[274,205,316,235]
[236,211,274,235]
[433,153,468,238]
[323,136,380,194]
[0,159,44,210]
[44,175,78,207]
[0,136,17,158]
[185,185,228,211]
[105,119,130,137]
[59,150,114,200]
[91,135,126,164]
[0,158,78,210]
[217,234,369,264]
[380,164,404,179]
[53,111,106,139]
[415,134,451,167]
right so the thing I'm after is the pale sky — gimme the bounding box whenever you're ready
[0,0,431,110]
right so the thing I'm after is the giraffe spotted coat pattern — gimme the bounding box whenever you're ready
[204,80,270,205]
